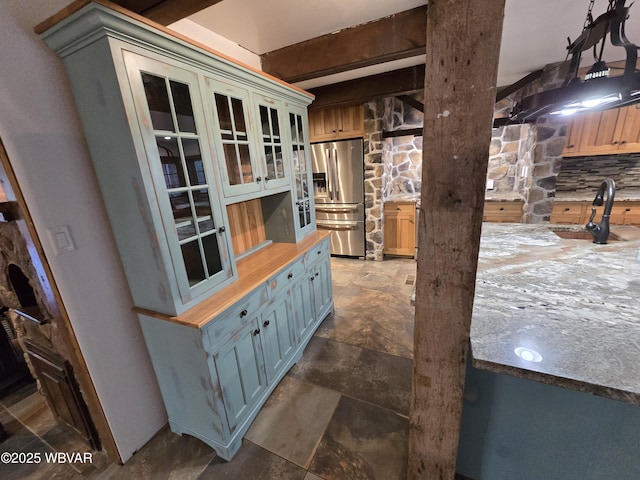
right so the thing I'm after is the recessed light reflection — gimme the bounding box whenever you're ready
[514,347,542,362]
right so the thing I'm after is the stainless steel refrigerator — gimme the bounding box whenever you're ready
[311,138,365,257]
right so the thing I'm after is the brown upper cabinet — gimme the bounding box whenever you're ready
[308,104,364,142]
[563,105,640,156]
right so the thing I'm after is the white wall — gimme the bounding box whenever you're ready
[168,18,262,70]
[1,1,166,462]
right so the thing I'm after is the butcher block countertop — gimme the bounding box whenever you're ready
[134,231,330,329]
[471,223,640,405]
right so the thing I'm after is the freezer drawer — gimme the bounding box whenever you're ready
[316,219,365,257]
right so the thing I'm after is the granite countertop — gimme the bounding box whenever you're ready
[471,223,640,405]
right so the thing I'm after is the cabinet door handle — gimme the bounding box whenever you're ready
[317,250,321,255]
[263,320,270,327]
[253,328,260,336]
[287,273,293,279]
[256,176,262,183]
[315,272,319,277]
[310,276,315,281]
[218,226,226,233]
[240,309,248,318]
[264,176,270,182]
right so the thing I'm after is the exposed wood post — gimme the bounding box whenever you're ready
[408,0,505,478]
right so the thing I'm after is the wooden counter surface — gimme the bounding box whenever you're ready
[134,231,330,329]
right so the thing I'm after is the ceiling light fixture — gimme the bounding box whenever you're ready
[508,0,640,124]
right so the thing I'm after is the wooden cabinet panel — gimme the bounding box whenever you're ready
[261,295,296,383]
[309,105,364,142]
[482,202,522,223]
[563,105,640,156]
[24,339,99,449]
[214,317,266,433]
[617,105,640,153]
[384,202,416,257]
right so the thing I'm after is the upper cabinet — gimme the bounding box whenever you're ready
[38,2,315,315]
[308,105,364,142]
[287,104,315,236]
[124,53,234,303]
[563,105,640,156]
[206,80,291,198]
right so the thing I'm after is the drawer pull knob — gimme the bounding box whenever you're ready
[218,226,226,233]
[253,328,260,336]
[240,309,248,318]
[263,320,270,327]
[317,250,321,255]
[288,273,293,279]
[626,208,631,212]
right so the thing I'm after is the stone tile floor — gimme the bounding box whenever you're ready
[0,257,418,479]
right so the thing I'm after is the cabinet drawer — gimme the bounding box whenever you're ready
[384,202,415,215]
[305,237,330,265]
[483,202,522,223]
[267,257,305,298]
[553,203,585,215]
[206,285,268,350]
[611,205,640,225]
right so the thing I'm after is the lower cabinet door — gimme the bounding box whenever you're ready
[214,318,267,433]
[292,274,315,341]
[311,256,333,324]
[261,295,296,382]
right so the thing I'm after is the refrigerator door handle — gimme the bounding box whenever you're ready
[333,148,340,201]
[317,220,360,231]
[316,206,360,214]
[325,148,333,200]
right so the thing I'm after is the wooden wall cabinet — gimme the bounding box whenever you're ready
[384,201,416,257]
[482,201,523,223]
[308,105,365,142]
[40,2,332,461]
[563,105,640,157]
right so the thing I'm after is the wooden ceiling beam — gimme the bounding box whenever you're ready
[110,0,223,26]
[261,5,428,84]
[308,64,425,109]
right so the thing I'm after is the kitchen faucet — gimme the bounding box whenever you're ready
[585,178,616,244]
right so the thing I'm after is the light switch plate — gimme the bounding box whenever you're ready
[47,225,76,255]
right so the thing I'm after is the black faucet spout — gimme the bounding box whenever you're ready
[585,178,615,244]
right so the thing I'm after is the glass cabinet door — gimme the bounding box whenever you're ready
[206,79,261,197]
[124,53,233,302]
[254,94,289,190]
[288,107,314,235]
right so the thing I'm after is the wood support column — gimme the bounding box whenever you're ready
[408,0,505,478]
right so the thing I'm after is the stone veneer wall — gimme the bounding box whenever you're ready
[361,61,582,259]
[363,95,424,260]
